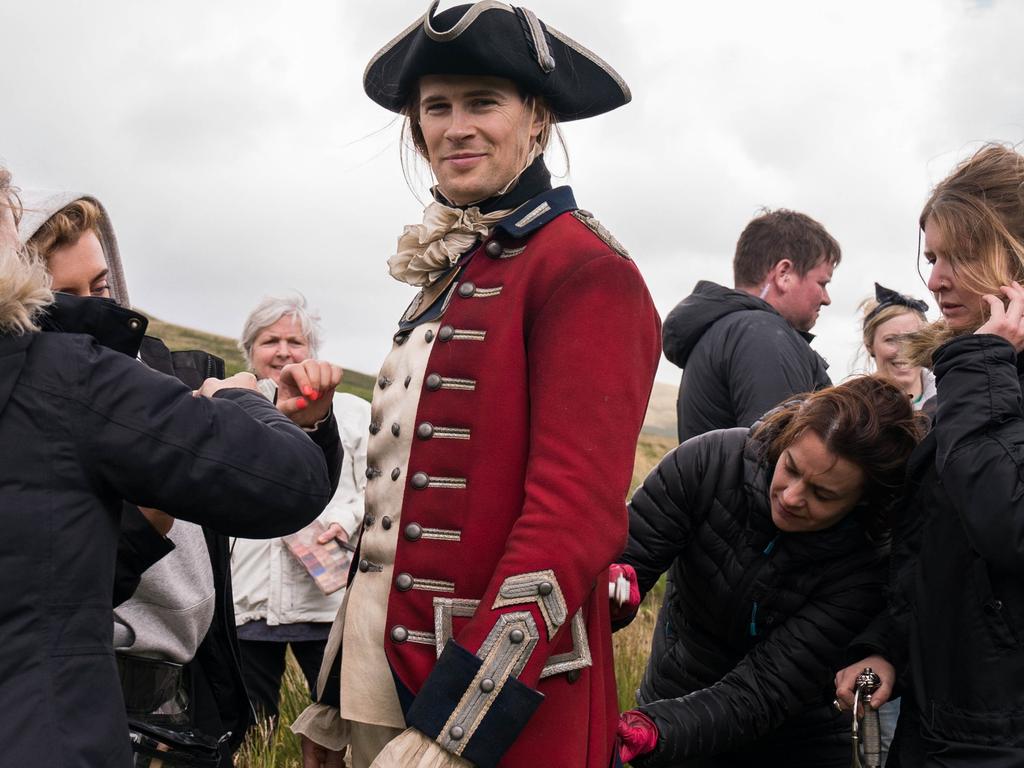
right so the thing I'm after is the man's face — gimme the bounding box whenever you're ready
[417,74,542,206]
[776,258,833,332]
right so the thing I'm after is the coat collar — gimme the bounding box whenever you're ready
[38,292,148,358]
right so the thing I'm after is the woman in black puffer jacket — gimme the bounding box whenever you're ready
[616,376,924,767]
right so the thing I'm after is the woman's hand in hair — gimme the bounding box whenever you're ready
[977,281,1024,351]
[278,359,344,429]
[834,655,895,713]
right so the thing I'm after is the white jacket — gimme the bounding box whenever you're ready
[231,392,370,626]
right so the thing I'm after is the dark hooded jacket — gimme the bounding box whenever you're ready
[620,426,886,767]
[852,334,1024,760]
[0,307,334,767]
[663,281,831,443]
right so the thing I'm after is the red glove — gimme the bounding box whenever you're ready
[618,710,659,764]
[608,563,641,622]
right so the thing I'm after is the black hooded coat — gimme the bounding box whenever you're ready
[0,312,334,767]
[663,281,831,443]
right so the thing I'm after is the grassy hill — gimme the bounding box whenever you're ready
[139,310,377,402]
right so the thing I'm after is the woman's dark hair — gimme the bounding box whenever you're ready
[754,375,925,538]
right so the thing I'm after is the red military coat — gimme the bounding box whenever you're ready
[345,187,660,768]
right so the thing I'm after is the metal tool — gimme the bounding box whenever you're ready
[851,667,882,768]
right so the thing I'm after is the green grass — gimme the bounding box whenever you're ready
[234,434,674,766]
[138,310,375,402]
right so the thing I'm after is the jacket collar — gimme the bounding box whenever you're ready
[492,185,577,239]
[38,292,148,358]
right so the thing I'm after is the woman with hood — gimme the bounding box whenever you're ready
[17,188,345,765]
[0,168,335,765]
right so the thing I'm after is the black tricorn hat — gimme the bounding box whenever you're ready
[363,1,631,122]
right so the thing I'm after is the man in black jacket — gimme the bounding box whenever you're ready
[664,209,840,443]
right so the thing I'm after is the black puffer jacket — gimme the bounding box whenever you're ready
[663,281,831,443]
[853,335,1024,758]
[621,427,886,767]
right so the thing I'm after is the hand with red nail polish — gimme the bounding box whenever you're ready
[278,359,344,428]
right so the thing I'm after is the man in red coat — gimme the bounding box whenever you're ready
[293,3,661,766]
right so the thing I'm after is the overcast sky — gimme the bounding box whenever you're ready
[3,0,1023,385]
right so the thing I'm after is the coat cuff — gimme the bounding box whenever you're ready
[290,703,350,752]
[406,640,544,768]
[369,728,473,768]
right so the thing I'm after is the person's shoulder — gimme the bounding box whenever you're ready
[527,205,632,266]
[675,426,751,476]
[26,331,105,369]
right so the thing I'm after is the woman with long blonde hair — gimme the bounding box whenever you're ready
[836,144,1024,765]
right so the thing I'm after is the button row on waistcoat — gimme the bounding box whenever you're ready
[358,559,382,573]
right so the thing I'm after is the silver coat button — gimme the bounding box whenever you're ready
[416,422,434,440]
[538,581,553,596]
[425,373,442,391]
[381,516,393,530]
[458,282,476,298]
[509,629,525,644]
[449,726,465,741]
[396,573,413,591]
[438,325,455,342]
[358,559,370,572]
[405,523,423,541]
[391,626,409,643]
[391,423,401,437]
[391,467,401,481]
[479,678,495,693]
[425,329,435,343]
[411,472,429,489]
[485,240,504,258]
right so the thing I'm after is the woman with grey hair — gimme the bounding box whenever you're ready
[232,293,371,724]
[240,294,323,380]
